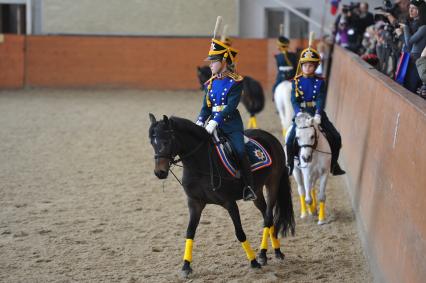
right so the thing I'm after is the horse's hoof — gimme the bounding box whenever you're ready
[300,213,307,219]
[180,267,192,279]
[274,249,285,260]
[180,261,193,278]
[318,219,327,225]
[250,259,262,269]
[257,249,268,265]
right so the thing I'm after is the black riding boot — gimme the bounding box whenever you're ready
[285,144,295,176]
[332,162,346,175]
[319,114,346,176]
[326,136,346,175]
[240,154,256,201]
[285,126,297,176]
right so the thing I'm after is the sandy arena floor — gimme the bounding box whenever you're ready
[0,89,372,282]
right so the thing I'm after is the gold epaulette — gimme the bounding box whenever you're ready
[223,71,244,82]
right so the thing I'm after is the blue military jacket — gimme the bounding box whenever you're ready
[291,75,326,116]
[197,72,244,134]
[275,52,297,80]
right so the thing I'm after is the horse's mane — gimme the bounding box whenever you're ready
[170,116,210,141]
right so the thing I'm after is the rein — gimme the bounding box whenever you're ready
[296,125,332,160]
[160,132,235,191]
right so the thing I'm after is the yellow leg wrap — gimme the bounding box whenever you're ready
[260,227,270,250]
[308,200,316,215]
[311,189,317,211]
[241,240,256,261]
[252,116,257,128]
[269,226,281,249]
[183,239,193,262]
[282,128,287,138]
[300,195,307,216]
[319,201,326,221]
[248,117,257,129]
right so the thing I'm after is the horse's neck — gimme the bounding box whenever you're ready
[315,125,331,153]
[176,132,209,168]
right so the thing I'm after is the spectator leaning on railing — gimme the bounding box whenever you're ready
[395,0,426,94]
[416,46,426,98]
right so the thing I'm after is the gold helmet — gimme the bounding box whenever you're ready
[205,18,239,65]
[277,24,290,49]
[296,32,321,76]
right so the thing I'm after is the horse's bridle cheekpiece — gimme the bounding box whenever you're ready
[297,125,318,150]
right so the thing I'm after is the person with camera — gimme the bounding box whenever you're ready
[395,0,426,94]
[382,0,411,25]
[334,3,364,53]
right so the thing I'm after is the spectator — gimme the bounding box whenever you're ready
[336,17,350,48]
[396,0,426,93]
[416,46,426,98]
[358,2,375,35]
[386,0,411,24]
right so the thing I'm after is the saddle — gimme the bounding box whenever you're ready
[212,130,272,178]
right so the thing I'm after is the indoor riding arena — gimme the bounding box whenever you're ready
[1,1,425,283]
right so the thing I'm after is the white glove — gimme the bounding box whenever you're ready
[314,114,321,125]
[195,120,204,127]
[296,112,303,117]
[205,120,218,134]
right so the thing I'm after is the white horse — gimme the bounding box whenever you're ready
[287,113,332,225]
[274,81,294,137]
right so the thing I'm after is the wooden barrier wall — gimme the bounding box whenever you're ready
[0,35,306,90]
[0,35,25,88]
[327,45,426,283]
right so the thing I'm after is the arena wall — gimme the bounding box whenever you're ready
[0,35,24,88]
[0,35,306,91]
[327,45,426,283]
[24,36,271,89]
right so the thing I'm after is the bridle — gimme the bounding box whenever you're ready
[153,128,205,165]
[152,125,230,191]
[296,125,318,150]
[296,124,332,156]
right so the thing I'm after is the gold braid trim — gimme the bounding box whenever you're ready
[282,50,293,67]
[294,76,303,98]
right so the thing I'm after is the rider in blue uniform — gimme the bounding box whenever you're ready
[272,35,298,95]
[196,35,256,201]
[285,42,346,176]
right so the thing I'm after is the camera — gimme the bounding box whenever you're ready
[374,0,397,15]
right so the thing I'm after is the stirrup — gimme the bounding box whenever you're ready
[287,164,293,176]
[243,186,257,201]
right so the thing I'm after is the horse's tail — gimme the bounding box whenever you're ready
[273,171,295,237]
[242,76,265,115]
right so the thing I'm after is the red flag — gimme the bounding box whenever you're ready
[331,0,340,15]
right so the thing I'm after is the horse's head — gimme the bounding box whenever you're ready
[196,66,212,90]
[294,113,318,163]
[149,113,177,179]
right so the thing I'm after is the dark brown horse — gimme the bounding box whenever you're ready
[149,114,295,277]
